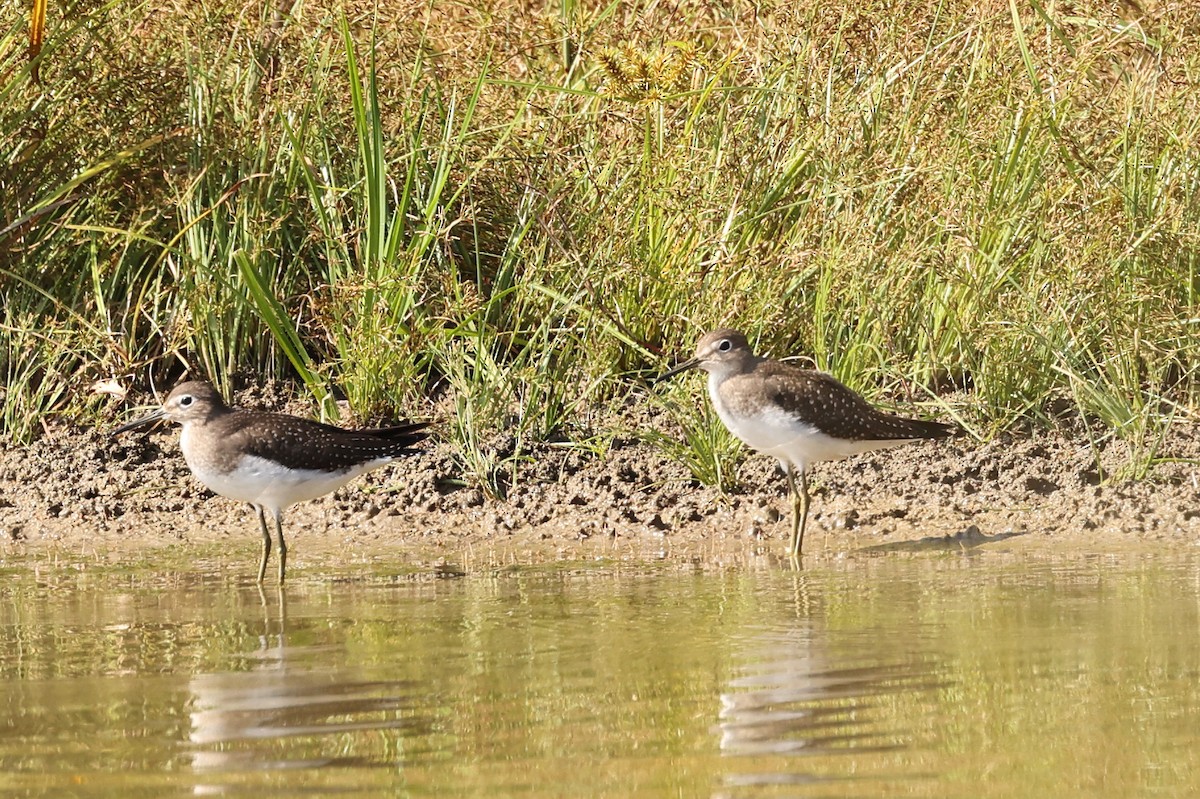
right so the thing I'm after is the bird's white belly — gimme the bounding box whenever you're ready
[711,388,913,470]
[186,454,392,514]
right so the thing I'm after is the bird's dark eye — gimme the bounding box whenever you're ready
[718,339,732,352]
[179,395,194,407]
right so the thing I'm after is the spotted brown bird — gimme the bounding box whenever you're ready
[114,381,428,582]
[660,329,953,556]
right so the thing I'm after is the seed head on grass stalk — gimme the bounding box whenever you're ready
[597,42,700,104]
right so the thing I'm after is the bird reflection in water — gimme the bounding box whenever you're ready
[186,586,427,787]
[716,584,943,792]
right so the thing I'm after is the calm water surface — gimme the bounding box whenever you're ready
[2,547,1200,797]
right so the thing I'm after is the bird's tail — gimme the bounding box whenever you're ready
[889,416,955,440]
[363,421,430,453]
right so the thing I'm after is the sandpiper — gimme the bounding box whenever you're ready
[113,381,428,583]
[659,329,953,557]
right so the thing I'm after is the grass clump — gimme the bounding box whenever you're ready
[2,0,1199,488]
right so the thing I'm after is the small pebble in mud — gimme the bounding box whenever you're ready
[646,513,670,531]
[759,506,783,524]
[951,524,982,540]
[831,509,859,530]
[459,489,485,508]
[491,514,516,531]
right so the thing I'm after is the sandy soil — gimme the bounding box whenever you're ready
[2,385,1199,573]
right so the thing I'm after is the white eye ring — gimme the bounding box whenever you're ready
[179,395,194,407]
[718,339,732,352]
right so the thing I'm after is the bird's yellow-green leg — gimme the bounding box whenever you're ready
[275,513,287,584]
[786,466,809,558]
[256,507,272,584]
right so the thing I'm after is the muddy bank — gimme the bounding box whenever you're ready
[2,391,1199,570]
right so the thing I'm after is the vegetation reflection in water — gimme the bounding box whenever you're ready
[1,552,1199,797]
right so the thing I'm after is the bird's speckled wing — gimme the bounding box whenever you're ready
[217,412,428,472]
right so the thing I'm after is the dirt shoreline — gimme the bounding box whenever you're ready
[3,389,1199,574]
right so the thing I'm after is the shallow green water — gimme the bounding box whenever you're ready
[2,549,1200,797]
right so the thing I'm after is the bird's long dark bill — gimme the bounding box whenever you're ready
[655,357,701,383]
[112,407,168,436]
